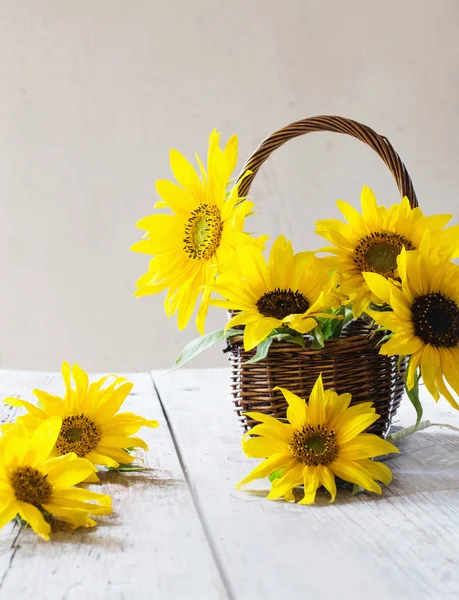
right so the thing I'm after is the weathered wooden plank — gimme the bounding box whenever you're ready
[154,368,459,600]
[0,371,228,600]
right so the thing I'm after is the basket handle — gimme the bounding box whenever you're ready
[236,115,418,208]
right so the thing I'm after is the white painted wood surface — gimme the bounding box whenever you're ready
[154,368,459,600]
[1,368,459,600]
[0,371,227,600]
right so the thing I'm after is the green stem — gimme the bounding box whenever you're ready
[387,420,459,443]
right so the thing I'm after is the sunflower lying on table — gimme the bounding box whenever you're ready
[0,363,158,538]
[237,375,399,504]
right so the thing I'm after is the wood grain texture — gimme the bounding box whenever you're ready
[154,368,459,600]
[0,371,227,600]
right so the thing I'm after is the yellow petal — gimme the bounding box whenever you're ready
[362,273,391,305]
[51,488,112,514]
[267,461,303,500]
[307,374,326,428]
[85,451,120,469]
[334,403,378,444]
[331,459,382,495]
[99,435,148,451]
[155,179,195,214]
[242,436,288,459]
[316,465,337,502]
[339,434,399,460]
[71,364,89,404]
[274,387,306,429]
[243,413,294,441]
[170,149,202,196]
[48,457,97,488]
[361,185,382,231]
[32,390,64,416]
[298,466,320,505]
[406,349,422,390]
[243,318,280,351]
[237,453,291,490]
[18,502,51,540]
[336,199,365,230]
[24,417,62,467]
[0,500,19,530]
[358,458,393,487]
[41,504,97,529]
[267,235,296,291]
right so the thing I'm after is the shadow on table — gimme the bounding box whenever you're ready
[237,431,459,505]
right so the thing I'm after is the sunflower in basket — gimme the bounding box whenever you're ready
[364,245,459,410]
[209,234,345,351]
[131,129,265,333]
[315,185,459,317]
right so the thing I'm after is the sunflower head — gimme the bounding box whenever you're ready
[3,362,159,475]
[208,235,345,351]
[315,185,459,317]
[364,247,459,410]
[0,418,111,539]
[131,129,265,333]
[237,375,399,504]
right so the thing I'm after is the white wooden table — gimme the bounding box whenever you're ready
[1,368,459,600]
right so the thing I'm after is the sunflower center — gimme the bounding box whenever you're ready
[183,204,223,261]
[256,288,310,320]
[412,292,459,347]
[55,414,101,457]
[289,425,339,466]
[11,466,52,506]
[354,231,415,278]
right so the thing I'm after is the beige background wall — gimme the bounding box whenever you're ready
[0,0,458,371]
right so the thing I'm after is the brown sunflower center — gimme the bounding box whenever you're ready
[354,231,415,278]
[412,292,459,347]
[256,288,310,320]
[289,425,339,466]
[55,414,101,457]
[183,203,223,261]
[11,466,52,506]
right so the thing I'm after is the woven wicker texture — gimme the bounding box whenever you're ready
[228,115,416,437]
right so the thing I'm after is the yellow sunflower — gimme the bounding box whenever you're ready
[0,418,111,539]
[3,362,158,480]
[131,129,264,333]
[364,246,459,409]
[315,185,459,317]
[209,235,344,351]
[237,375,399,504]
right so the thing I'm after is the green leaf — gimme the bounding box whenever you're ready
[405,366,423,427]
[245,337,273,364]
[271,330,306,348]
[329,306,354,339]
[310,326,325,349]
[352,483,364,496]
[225,328,245,339]
[107,464,146,472]
[268,468,284,482]
[318,317,333,340]
[169,328,244,372]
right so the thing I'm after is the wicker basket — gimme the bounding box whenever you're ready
[227,115,417,438]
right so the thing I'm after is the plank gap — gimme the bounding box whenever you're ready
[151,373,237,600]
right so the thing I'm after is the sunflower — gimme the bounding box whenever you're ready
[131,129,264,333]
[237,375,399,504]
[208,235,344,351]
[0,417,112,539]
[315,185,459,317]
[364,246,459,409]
[3,362,158,480]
